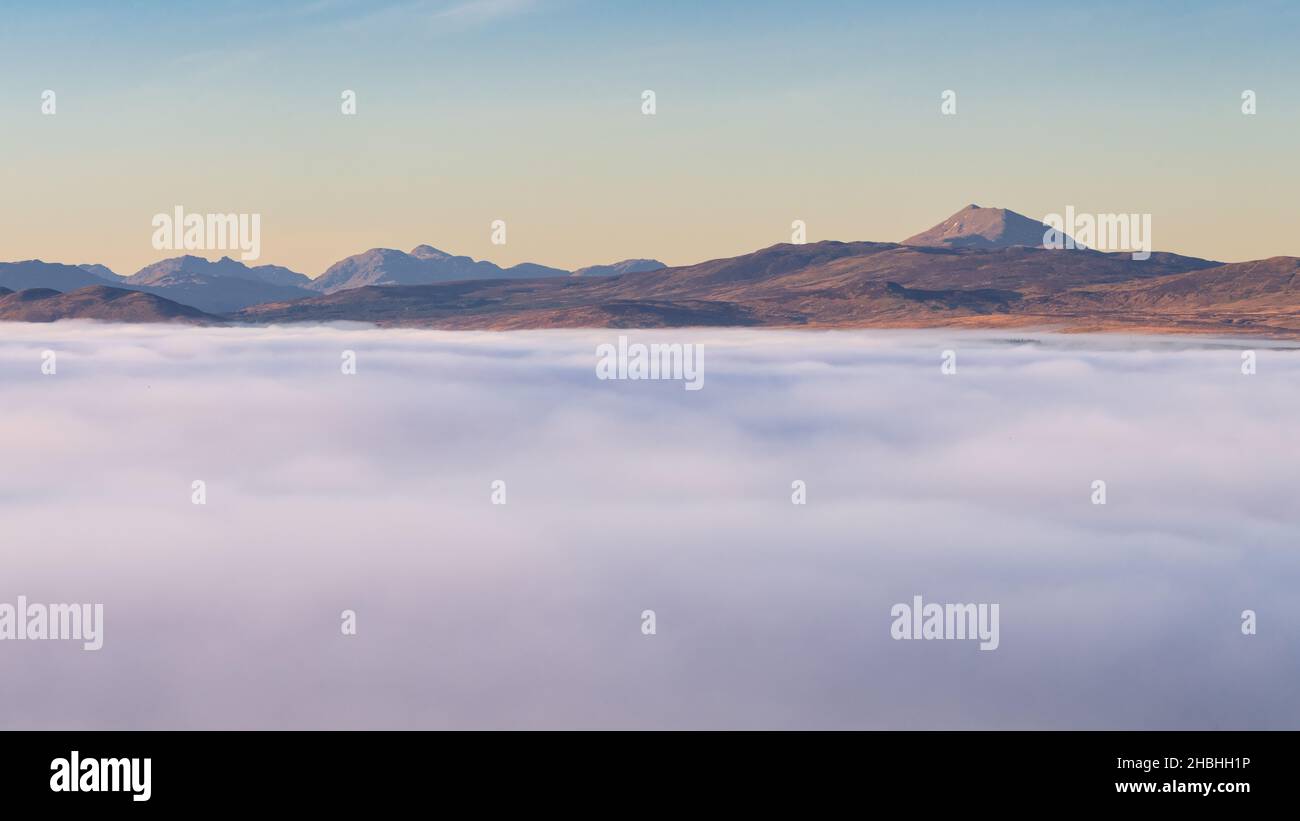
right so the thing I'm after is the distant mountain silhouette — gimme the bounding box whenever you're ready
[2,248,655,311]
[127,254,313,287]
[77,263,124,282]
[498,262,572,278]
[2,257,315,314]
[310,245,570,293]
[904,204,1064,249]
[124,255,315,313]
[0,285,215,323]
[571,259,666,277]
[0,261,112,292]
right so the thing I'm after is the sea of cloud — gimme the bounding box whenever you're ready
[0,322,1297,729]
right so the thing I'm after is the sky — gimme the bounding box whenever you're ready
[1,0,1297,277]
[3,325,1298,728]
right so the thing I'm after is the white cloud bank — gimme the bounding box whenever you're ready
[0,323,1297,729]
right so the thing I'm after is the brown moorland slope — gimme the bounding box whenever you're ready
[0,285,216,323]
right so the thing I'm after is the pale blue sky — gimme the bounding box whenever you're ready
[1,0,1296,275]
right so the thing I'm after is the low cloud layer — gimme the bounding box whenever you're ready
[1,322,1297,729]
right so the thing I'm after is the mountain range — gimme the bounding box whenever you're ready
[0,249,665,315]
[311,244,568,294]
[2,205,1296,337]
